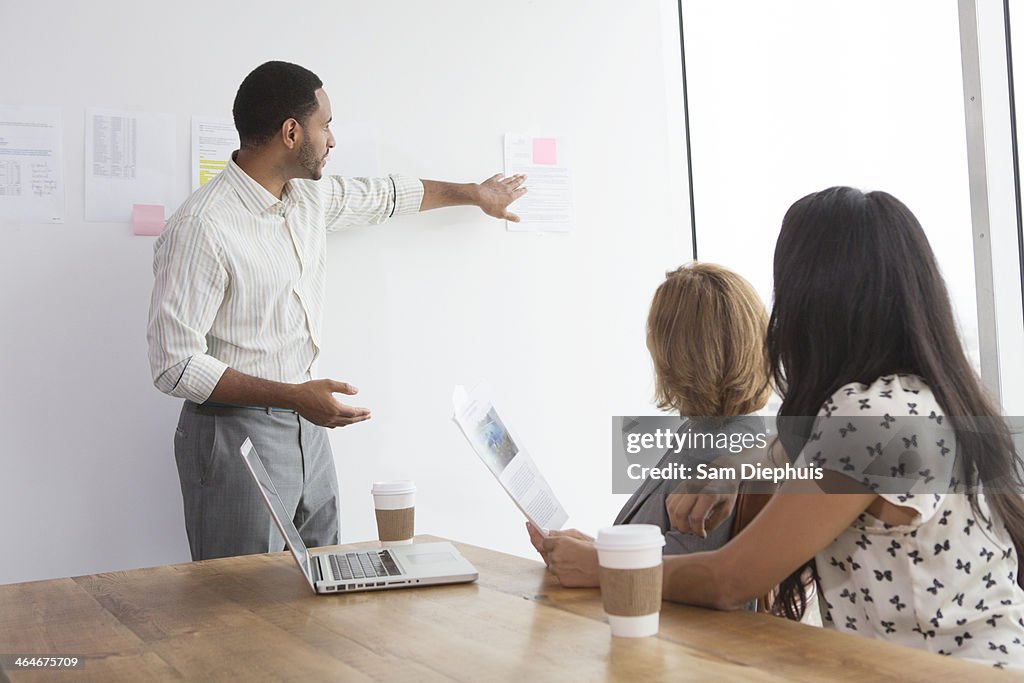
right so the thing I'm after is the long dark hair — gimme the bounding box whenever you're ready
[766,186,1024,620]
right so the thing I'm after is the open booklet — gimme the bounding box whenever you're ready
[452,385,568,531]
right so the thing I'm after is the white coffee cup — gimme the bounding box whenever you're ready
[371,480,416,546]
[594,524,666,637]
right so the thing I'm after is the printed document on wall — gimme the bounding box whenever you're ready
[191,116,238,192]
[85,108,177,222]
[0,105,64,223]
[452,384,569,530]
[503,133,574,233]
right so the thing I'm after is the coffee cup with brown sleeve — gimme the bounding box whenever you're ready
[594,524,666,637]
[371,480,416,546]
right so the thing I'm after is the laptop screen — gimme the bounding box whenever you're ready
[239,438,314,589]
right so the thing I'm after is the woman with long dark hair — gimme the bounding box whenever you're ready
[661,187,1024,670]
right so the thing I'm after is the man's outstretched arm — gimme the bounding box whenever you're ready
[420,173,527,222]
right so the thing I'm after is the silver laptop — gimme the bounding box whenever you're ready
[239,437,478,594]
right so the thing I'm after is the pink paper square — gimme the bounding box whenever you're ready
[532,137,557,165]
[133,204,165,236]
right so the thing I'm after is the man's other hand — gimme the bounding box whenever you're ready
[291,379,371,428]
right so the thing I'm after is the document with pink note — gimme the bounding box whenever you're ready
[503,133,574,233]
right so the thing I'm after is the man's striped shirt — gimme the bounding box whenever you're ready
[147,157,423,403]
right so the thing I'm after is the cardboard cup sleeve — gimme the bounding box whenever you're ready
[598,565,664,617]
[375,507,415,542]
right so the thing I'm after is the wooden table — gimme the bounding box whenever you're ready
[0,535,1015,682]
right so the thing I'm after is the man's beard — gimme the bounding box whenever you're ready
[298,137,324,180]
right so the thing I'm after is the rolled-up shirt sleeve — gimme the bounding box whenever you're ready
[321,174,424,232]
[147,214,229,403]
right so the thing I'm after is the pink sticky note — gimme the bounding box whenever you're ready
[532,137,557,165]
[133,204,165,236]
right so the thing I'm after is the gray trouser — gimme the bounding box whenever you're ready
[173,401,340,561]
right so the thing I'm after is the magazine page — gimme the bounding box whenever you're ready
[452,385,568,530]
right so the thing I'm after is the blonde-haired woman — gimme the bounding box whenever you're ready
[527,263,771,587]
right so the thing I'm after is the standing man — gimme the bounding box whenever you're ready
[148,61,525,560]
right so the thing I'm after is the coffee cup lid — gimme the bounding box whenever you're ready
[593,524,666,551]
[371,480,416,495]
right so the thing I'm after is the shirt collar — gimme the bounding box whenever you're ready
[224,152,286,216]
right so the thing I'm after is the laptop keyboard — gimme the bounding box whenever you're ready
[328,550,404,581]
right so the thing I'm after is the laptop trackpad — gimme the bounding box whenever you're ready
[405,551,457,565]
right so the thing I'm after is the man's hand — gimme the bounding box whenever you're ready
[206,368,370,428]
[288,379,371,428]
[476,173,527,222]
[666,489,738,538]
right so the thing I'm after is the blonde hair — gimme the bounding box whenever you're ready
[647,263,770,416]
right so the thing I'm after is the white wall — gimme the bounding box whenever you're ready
[0,0,690,584]
[317,1,692,564]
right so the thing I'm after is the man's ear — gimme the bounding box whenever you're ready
[280,118,300,150]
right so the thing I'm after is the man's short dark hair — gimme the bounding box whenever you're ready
[233,61,323,149]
